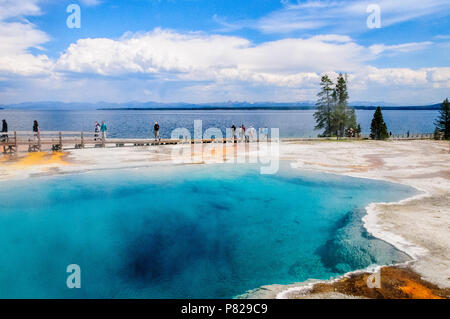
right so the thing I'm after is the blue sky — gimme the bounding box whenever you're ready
[0,0,449,104]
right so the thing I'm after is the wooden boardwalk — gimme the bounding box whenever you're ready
[0,131,267,154]
[0,131,435,154]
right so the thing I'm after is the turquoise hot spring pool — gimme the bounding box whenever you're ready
[0,162,416,298]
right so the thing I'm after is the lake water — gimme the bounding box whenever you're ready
[0,163,416,298]
[0,109,438,138]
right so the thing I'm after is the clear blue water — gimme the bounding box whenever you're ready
[0,163,416,298]
[0,109,438,138]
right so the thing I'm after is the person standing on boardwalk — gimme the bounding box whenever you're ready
[33,120,39,138]
[1,119,7,138]
[248,125,256,142]
[94,122,101,141]
[244,125,251,143]
[238,124,245,142]
[101,121,107,139]
[1,119,7,153]
[154,122,160,141]
[231,124,237,142]
[241,124,247,142]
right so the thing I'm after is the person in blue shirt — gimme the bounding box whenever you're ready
[101,121,107,139]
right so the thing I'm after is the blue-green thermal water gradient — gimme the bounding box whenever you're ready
[0,163,416,298]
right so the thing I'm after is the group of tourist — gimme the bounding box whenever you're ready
[1,120,257,149]
[1,119,40,152]
[1,120,39,135]
[92,121,255,142]
[1,119,40,137]
[93,121,160,141]
[231,124,256,142]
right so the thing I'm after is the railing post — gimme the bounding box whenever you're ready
[102,132,106,147]
[37,131,41,151]
[81,132,85,148]
[59,131,63,150]
[14,131,17,150]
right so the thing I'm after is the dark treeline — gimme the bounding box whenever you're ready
[97,105,442,111]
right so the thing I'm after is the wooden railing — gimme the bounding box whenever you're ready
[1,131,104,153]
[0,130,437,154]
[0,131,264,153]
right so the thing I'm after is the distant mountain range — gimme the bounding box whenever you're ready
[0,101,442,111]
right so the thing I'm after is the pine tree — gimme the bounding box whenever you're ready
[331,74,356,138]
[370,107,389,140]
[314,75,334,137]
[347,109,357,136]
[434,127,442,140]
[434,98,450,140]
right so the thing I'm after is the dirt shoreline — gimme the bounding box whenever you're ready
[1,139,449,299]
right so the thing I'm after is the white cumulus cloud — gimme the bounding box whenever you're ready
[0,0,51,75]
[0,1,448,104]
[55,29,372,84]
